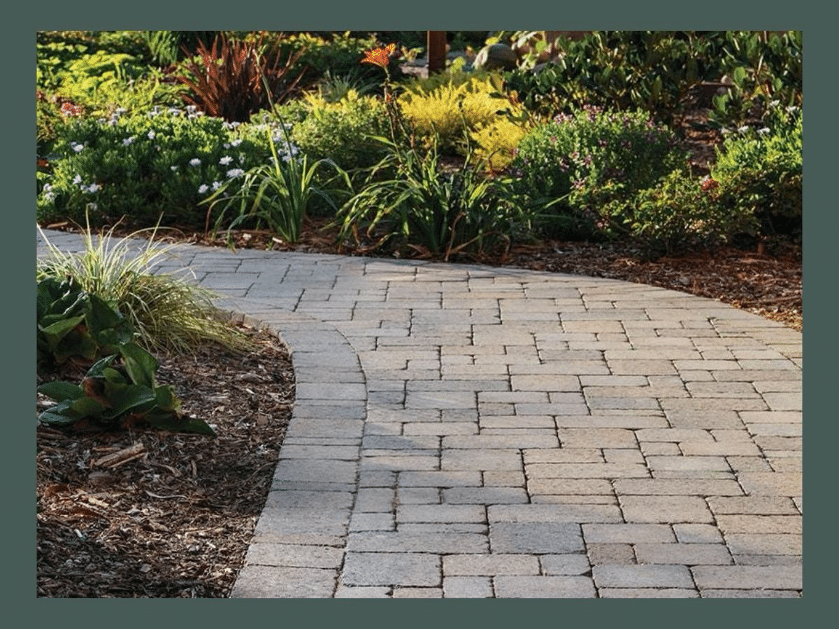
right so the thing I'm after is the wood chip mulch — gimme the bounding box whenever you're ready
[36,326,293,598]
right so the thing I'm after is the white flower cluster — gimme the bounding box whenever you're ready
[70,174,101,194]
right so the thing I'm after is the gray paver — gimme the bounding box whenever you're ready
[37,229,802,598]
[494,576,596,598]
[342,552,441,587]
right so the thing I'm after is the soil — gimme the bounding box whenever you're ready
[35,91,802,596]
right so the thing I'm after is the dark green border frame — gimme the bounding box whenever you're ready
[11,2,825,624]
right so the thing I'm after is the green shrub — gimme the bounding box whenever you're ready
[290,91,391,173]
[338,137,530,260]
[503,31,725,122]
[37,108,268,229]
[511,106,689,239]
[711,104,802,239]
[708,31,802,131]
[624,169,757,256]
[501,31,801,127]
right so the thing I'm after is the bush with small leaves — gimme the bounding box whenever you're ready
[37,108,269,229]
[711,104,802,240]
[511,106,688,239]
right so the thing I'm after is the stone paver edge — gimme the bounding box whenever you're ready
[215,297,366,598]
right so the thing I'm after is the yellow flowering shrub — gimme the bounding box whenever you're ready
[469,117,527,172]
[399,75,527,158]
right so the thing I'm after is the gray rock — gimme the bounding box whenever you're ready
[473,43,518,71]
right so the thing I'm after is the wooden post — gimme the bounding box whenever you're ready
[427,31,447,75]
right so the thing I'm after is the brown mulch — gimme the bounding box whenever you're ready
[36,326,294,598]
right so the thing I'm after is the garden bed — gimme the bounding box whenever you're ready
[36,325,293,598]
[35,30,802,597]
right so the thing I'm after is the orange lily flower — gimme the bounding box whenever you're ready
[362,43,395,68]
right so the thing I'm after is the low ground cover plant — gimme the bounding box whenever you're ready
[37,107,268,229]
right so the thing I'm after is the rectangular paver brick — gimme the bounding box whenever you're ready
[490,522,584,553]
[593,564,694,589]
[443,576,493,598]
[614,479,744,496]
[489,503,622,523]
[725,534,802,556]
[692,565,801,591]
[716,515,802,534]
[583,523,676,544]
[707,496,800,515]
[442,554,539,576]
[231,566,337,598]
[527,463,649,479]
[244,543,344,569]
[494,576,596,598]
[397,504,486,524]
[342,552,441,587]
[634,543,732,565]
[619,495,714,523]
[736,472,802,496]
[442,487,529,504]
[442,449,522,471]
[348,531,488,554]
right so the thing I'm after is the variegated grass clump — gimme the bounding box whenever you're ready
[37,220,251,356]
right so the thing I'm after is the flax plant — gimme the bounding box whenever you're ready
[37,218,250,355]
[202,119,349,244]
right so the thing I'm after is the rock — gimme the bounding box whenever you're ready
[473,43,518,71]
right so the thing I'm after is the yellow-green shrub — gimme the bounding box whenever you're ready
[469,116,527,172]
[399,74,526,157]
[291,90,390,172]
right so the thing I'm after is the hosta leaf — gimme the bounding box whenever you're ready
[154,384,182,414]
[39,315,86,348]
[70,395,106,417]
[119,342,158,388]
[100,384,157,419]
[38,400,80,426]
[37,380,83,402]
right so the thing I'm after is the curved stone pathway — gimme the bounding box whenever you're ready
[37,229,802,598]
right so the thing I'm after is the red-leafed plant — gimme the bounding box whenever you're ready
[176,32,306,123]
